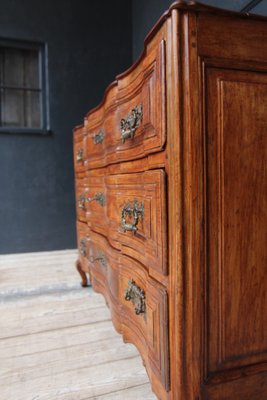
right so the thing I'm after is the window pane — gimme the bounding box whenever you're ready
[1,88,24,126]
[0,40,46,131]
[2,48,24,87]
[24,50,40,89]
[25,90,41,128]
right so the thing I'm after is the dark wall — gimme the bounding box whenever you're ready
[0,0,132,254]
[132,0,267,61]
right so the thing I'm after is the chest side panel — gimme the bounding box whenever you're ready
[204,67,267,397]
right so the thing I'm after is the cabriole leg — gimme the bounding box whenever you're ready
[76,259,89,287]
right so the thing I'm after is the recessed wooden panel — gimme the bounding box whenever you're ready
[206,68,267,374]
[106,169,167,276]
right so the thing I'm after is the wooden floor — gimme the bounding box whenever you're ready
[0,250,157,399]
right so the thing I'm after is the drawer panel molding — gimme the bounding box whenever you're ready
[85,40,166,170]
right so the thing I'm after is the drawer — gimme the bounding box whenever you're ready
[75,175,106,225]
[85,174,106,234]
[73,125,86,173]
[76,220,90,272]
[85,109,117,170]
[86,230,169,391]
[119,254,169,392]
[84,39,166,169]
[86,169,167,276]
[86,230,118,311]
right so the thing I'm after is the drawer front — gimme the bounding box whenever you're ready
[86,230,169,392]
[119,255,169,392]
[85,39,166,169]
[85,174,106,234]
[73,125,86,173]
[85,110,116,170]
[76,220,90,271]
[86,169,167,276]
[86,230,118,307]
[76,174,106,226]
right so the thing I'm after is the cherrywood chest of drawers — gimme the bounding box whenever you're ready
[73,2,267,399]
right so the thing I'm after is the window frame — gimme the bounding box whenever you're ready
[0,38,50,135]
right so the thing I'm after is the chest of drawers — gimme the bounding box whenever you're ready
[73,2,267,399]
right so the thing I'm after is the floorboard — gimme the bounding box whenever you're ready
[0,250,157,400]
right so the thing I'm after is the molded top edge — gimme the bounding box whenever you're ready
[143,0,267,47]
[73,123,84,132]
[85,0,267,120]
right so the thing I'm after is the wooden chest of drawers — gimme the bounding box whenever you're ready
[73,2,267,399]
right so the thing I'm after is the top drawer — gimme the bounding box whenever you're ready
[85,39,166,169]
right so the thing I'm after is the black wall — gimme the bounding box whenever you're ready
[0,0,132,254]
[132,0,267,61]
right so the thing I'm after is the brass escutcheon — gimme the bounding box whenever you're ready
[120,104,142,144]
[124,279,146,317]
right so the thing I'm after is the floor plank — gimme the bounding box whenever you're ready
[0,321,117,359]
[92,383,157,400]
[0,250,157,400]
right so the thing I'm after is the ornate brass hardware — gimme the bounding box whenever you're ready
[120,104,142,144]
[93,129,105,144]
[121,200,144,233]
[76,148,84,162]
[89,250,108,269]
[86,192,106,206]
[124,279,146,316]
[79,238,87,257]
[78,193,86,210]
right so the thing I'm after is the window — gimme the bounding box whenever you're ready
[0,39,49,134]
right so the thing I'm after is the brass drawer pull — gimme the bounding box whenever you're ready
[79,238,87,257]
[76,148,84,162]
[124,279,146,316]
[121,200,144,233]
[89,250,108,269]
[87,192,106,206]
[78,193,86,210]
[93,129,105,144]
[120,104,142,144]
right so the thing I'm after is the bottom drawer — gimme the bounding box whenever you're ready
[86,230,170,394]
